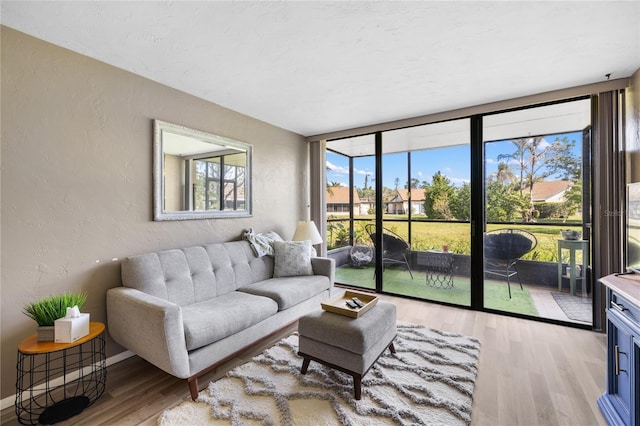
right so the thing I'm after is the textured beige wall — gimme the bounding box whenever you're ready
[0,27,307,398]
[627,68,640,183]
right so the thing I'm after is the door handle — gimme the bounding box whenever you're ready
[615,345,627,375]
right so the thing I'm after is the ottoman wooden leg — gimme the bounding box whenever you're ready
[301,357,310,374]
[353,373,363,400]
[389,342,396,354]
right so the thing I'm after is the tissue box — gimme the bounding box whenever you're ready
[55,313,90,343]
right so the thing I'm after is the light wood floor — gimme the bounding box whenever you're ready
[2,294,607,425]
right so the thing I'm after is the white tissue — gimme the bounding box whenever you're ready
[65,305,81,318]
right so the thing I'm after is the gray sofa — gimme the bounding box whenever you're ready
[106,240,334,399]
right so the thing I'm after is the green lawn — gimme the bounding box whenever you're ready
[335,265,539,317]
[329,216,583,262]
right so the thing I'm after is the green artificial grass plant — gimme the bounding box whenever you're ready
[23,292,88,326]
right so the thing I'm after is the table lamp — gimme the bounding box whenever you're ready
[292,220,323,245]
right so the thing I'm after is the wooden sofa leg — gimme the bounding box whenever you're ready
[188,377,199,400]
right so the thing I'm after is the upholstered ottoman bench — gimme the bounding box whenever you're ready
[297,301,397,400]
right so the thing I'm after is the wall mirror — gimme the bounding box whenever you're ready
[153,120,252,220]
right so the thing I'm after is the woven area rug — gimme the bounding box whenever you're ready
[551,292,592,323]
[159,324,480,425]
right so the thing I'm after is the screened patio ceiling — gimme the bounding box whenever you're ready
[326,98,591,157]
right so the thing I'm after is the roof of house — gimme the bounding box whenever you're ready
[326,186,360,203]
[392,189,426,202]
[528,180,572,201]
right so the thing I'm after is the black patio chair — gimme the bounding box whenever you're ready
[484,228,537,298]
[365,224,414,279]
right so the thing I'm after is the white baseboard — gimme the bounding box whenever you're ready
[0,350,135,411]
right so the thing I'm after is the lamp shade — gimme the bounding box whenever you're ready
[292,221,323,245]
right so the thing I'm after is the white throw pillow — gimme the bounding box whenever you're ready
[273,240,313,277]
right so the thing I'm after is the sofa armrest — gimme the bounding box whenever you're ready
[106,287,190,378]
[311,257,335,287]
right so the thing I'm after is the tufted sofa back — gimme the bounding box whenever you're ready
[120,241,274,306]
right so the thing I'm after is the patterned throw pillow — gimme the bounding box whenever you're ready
[273,240,313,277]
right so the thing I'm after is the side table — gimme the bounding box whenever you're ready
[418,250,454,289]
[557,239,589,297]
[15,322,106,425]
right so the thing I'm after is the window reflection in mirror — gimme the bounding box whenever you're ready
[154,120,252,220]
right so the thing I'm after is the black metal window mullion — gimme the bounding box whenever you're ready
[349,156,354,245]
[407,151,412,246]
[470,115,484,310]
[217,157,225,210]
[375,131,383,293]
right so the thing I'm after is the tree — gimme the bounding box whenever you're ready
[450,183,471,221]
[498,136,579,221]
[560,181,582,221]
[406,178,420,189]
[488,161,517,186]
[485,181,526,222]
[423,172,455,220]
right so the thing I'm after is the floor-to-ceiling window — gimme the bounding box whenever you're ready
[326,134,376,290]
[380,119,471,306]
[325,97,592,326]
[482,98,592,324]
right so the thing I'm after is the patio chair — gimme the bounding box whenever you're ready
[365,224,414,279]
[484,228,537,298]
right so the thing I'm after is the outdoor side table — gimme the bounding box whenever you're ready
[557,239,589,297]
[15,322,106,425]
[419,250,454,289]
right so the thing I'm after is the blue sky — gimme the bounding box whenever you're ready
[326,131,582,190]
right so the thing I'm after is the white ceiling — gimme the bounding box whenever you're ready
[2,1,639,137]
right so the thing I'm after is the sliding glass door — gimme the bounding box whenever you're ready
[326,120,471,308]
[482,98,592,324]
[380,120,471,306]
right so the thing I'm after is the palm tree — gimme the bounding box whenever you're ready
[488,161,517,185]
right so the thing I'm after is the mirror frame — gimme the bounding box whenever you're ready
[153,120,253,221]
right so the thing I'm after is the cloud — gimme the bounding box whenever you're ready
[448,176,470,186]
[326,160,372,177]
[326,160,349,175]
[537,138,550,150]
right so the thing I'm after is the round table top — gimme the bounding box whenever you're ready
[18,322,105,354]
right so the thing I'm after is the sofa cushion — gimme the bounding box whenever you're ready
[238,275,330,310]
[272,240,313,277]
[182,292,278,351]
[121,241,276,305]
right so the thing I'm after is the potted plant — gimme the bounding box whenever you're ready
[23,292,88,341]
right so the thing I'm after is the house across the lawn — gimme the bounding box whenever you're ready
[327,187,360,215]
[387,189,426,215]
[529,180,573,202]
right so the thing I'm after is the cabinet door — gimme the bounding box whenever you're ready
[607,312,634,425]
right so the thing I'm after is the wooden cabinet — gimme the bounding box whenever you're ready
[599,274,640,426]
